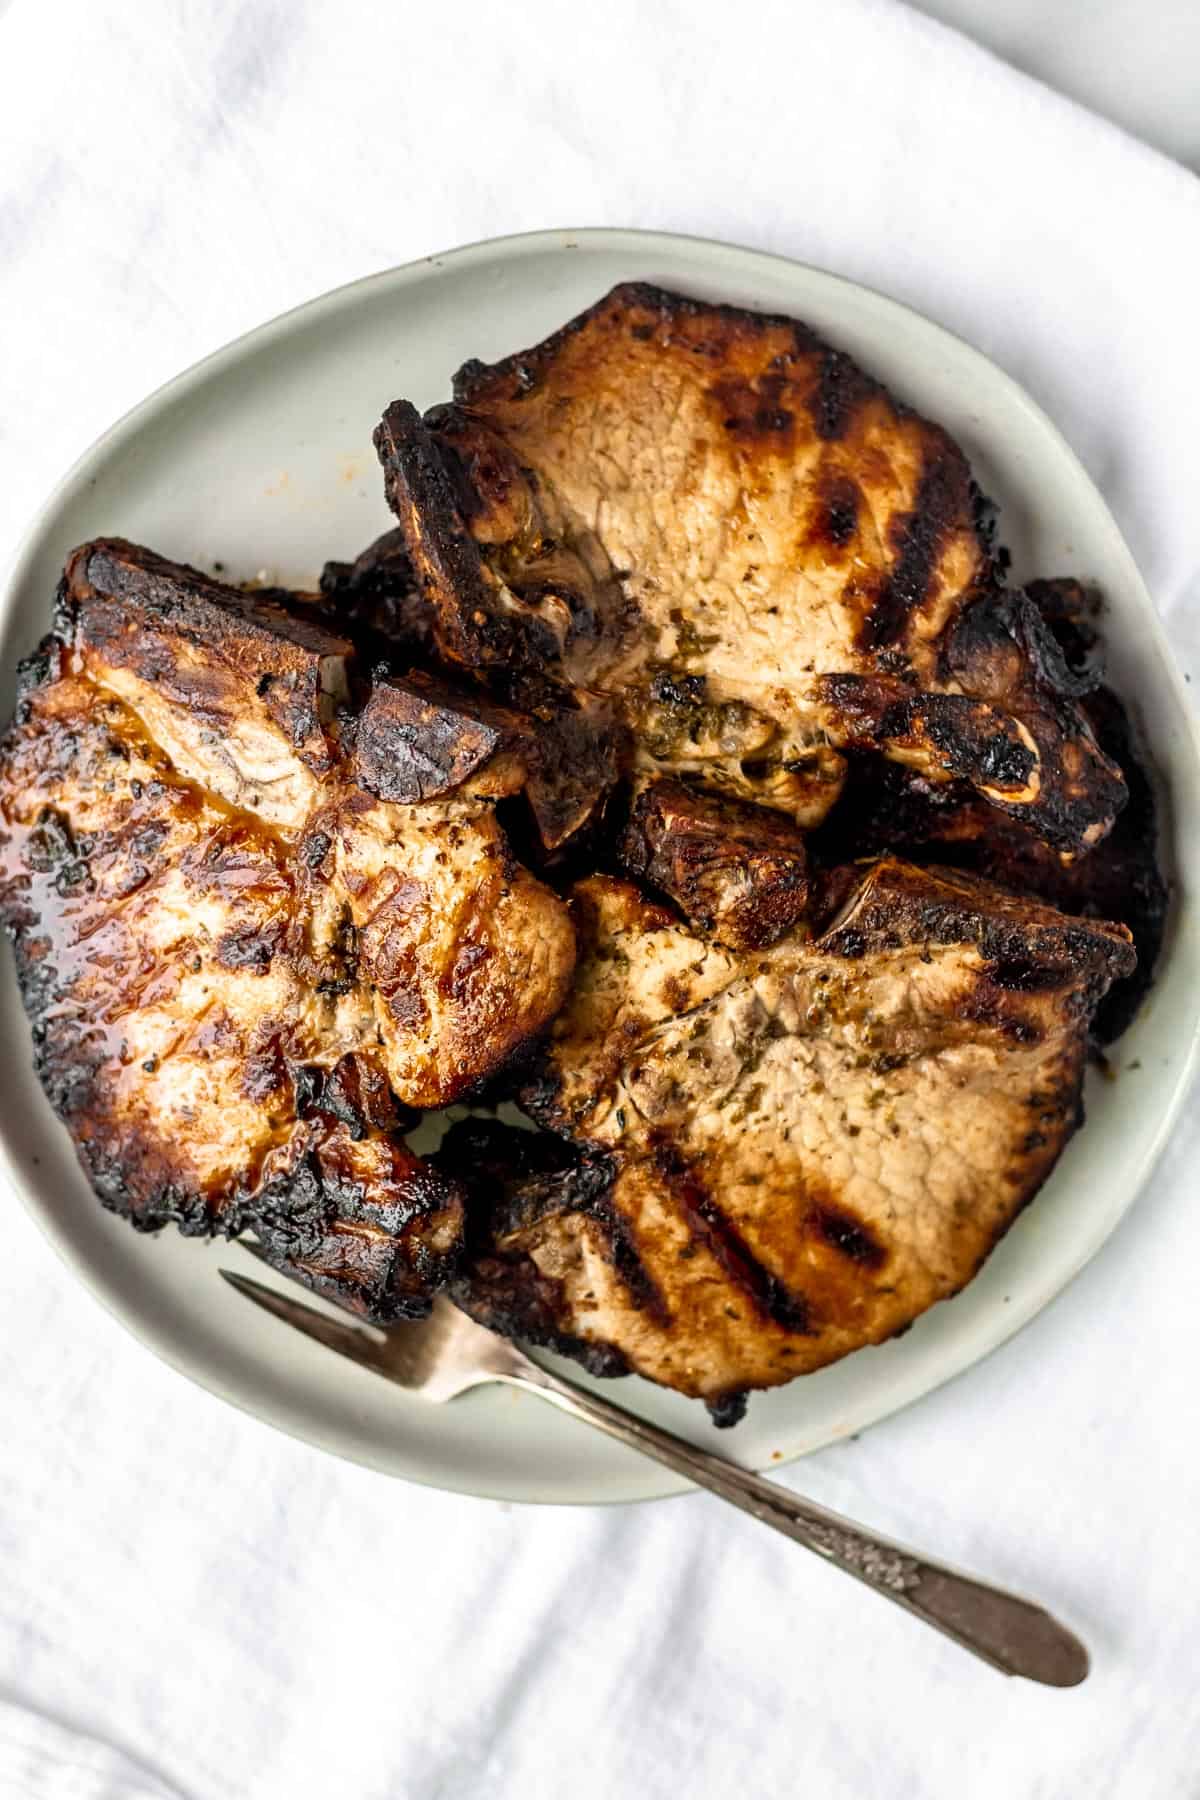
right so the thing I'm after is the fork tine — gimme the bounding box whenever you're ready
[219,1268,395,1378]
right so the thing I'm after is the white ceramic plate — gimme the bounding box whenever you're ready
[2,229,1198,1504]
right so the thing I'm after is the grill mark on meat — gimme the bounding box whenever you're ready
[959,980,1047,1045]
[591,1199,671,1322]
[711,373,796,445]
[859,449,971,651]
[650,1135,814,1335]
[506,1134,671,1324]
[811,1204,887,1269]
[811,473,860,551]
[810,347,877,441]
[985,955,1069,993]
[441,938,492,1001]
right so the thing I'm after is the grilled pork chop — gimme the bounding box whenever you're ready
[0,539,576,1315]
[442,862,1134,1418]
[376,283,1125,855]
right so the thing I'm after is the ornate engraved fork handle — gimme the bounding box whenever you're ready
[502,1358,1088,1687]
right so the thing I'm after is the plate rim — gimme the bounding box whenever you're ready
[2,224,1198,1505]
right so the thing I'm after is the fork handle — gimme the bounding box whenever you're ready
[500,1361,1088,1687]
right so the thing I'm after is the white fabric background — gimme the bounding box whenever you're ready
[1,2,1199,1795]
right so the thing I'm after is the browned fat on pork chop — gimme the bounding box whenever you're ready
[620,775,811,950]
[810,578,1168,1045]
[375,283,1125,854]
[441,862,1134,1420]
[0,539,576,1316]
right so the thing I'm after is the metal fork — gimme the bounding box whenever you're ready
[220,1254,1089,1686]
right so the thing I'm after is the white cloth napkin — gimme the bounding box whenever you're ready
[0,1697,186,1800]
[1,2,1198,1796]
